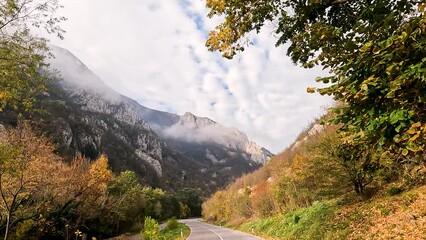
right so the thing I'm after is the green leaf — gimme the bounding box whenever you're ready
[406,144,420,152]
[402,149,409,156]
[360,42,373,52]
[379,136,386,146]
[386,64,397,75]
[386,90,395,98]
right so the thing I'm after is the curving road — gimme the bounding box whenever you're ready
[180,219,263,240]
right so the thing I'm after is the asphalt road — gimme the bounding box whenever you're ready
[180,219,264,240]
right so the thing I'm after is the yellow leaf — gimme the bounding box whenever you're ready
[407,128,416,134]
[307,87,316,93]
[409,132,420,142]
[419,4,426,13]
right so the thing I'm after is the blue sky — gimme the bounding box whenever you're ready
[46,0,332,153]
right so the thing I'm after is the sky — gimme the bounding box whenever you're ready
[46,0,332,154]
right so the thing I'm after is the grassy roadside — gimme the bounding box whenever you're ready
[159,222,190,240]
[109,221,190,240]
[238,201,342,240]
[236,185,426,240]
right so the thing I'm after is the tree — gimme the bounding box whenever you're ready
[0,0,66,112]
[106,170,143,232]
[201,190,232,224]
[233,187,253,219]
[250,180,275,218]
[142,187,166,220]
[178,202,190,219]
[206,1,425,159]
[0,123,60,240]
[88,154,113,204]
[0,136,26,240]
[207,0,418,63]
[175,188,202,217]
[297,125,352,197]
[324,15,426,158]
[0,124,141,238]
[335,138,378,195]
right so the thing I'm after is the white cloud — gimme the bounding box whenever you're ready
[45,0,332,153]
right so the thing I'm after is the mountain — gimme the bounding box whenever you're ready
[125,100,274,166]
[2,46,273,194]
[152,111,272,162]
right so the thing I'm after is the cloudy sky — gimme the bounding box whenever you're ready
[46,0,332,153]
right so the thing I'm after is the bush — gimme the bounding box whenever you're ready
[142,216,161,240]
[166,217,179,230]
[160,222,190,240]
[14,219,40,240]
[293,214,301,224]
[387,187,403,196]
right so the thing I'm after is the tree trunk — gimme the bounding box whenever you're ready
[4,210,11,240]
[353,179,363,195]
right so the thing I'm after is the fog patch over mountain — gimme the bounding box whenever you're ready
[161,122,231,144]
[48,46,122,102]
[156,112,263,155]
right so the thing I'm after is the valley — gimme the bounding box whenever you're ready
[1,0,425,239]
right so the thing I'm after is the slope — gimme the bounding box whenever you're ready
[0,46,273,195]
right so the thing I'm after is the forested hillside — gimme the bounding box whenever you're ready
[203,116,426,239]
[203,0,426,238]
[0,124,202,239]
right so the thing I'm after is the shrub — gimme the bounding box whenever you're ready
[387,187,403,196]
[294,214,301,224]
[166,217,179,230]
[14,219,40,240]
[142,216,161,240]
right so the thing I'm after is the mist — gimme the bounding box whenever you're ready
[47,45,122,102]
[161,121,248,150]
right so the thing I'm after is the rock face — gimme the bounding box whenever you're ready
[12,46,274,194]
[291,123,325,151]
[154,112,273,165]
[122,104,274,167]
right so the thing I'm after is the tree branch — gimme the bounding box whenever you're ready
[0,0,28,31]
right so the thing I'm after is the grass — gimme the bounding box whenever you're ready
[159,222,190,240]
[238,201,346,240]
[237,185,426,240]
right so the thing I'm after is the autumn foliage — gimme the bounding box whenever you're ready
[202,118,426,238]
[0,124,200,239]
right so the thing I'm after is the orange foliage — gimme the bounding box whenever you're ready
[0,123,117,238]
[250,180,275,217]
[202,122,348,224]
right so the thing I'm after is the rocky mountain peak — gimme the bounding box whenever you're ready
[47,46,164,177]
[49,46,121,101]
[39,46,274,194]
[179,112,216,127]
[159,112,273,165]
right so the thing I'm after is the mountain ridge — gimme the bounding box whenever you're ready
[35,46,274,193]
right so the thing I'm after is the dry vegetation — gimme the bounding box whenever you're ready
[202,117,426,239]
[0,123,199,239]
[337,185,426,239]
